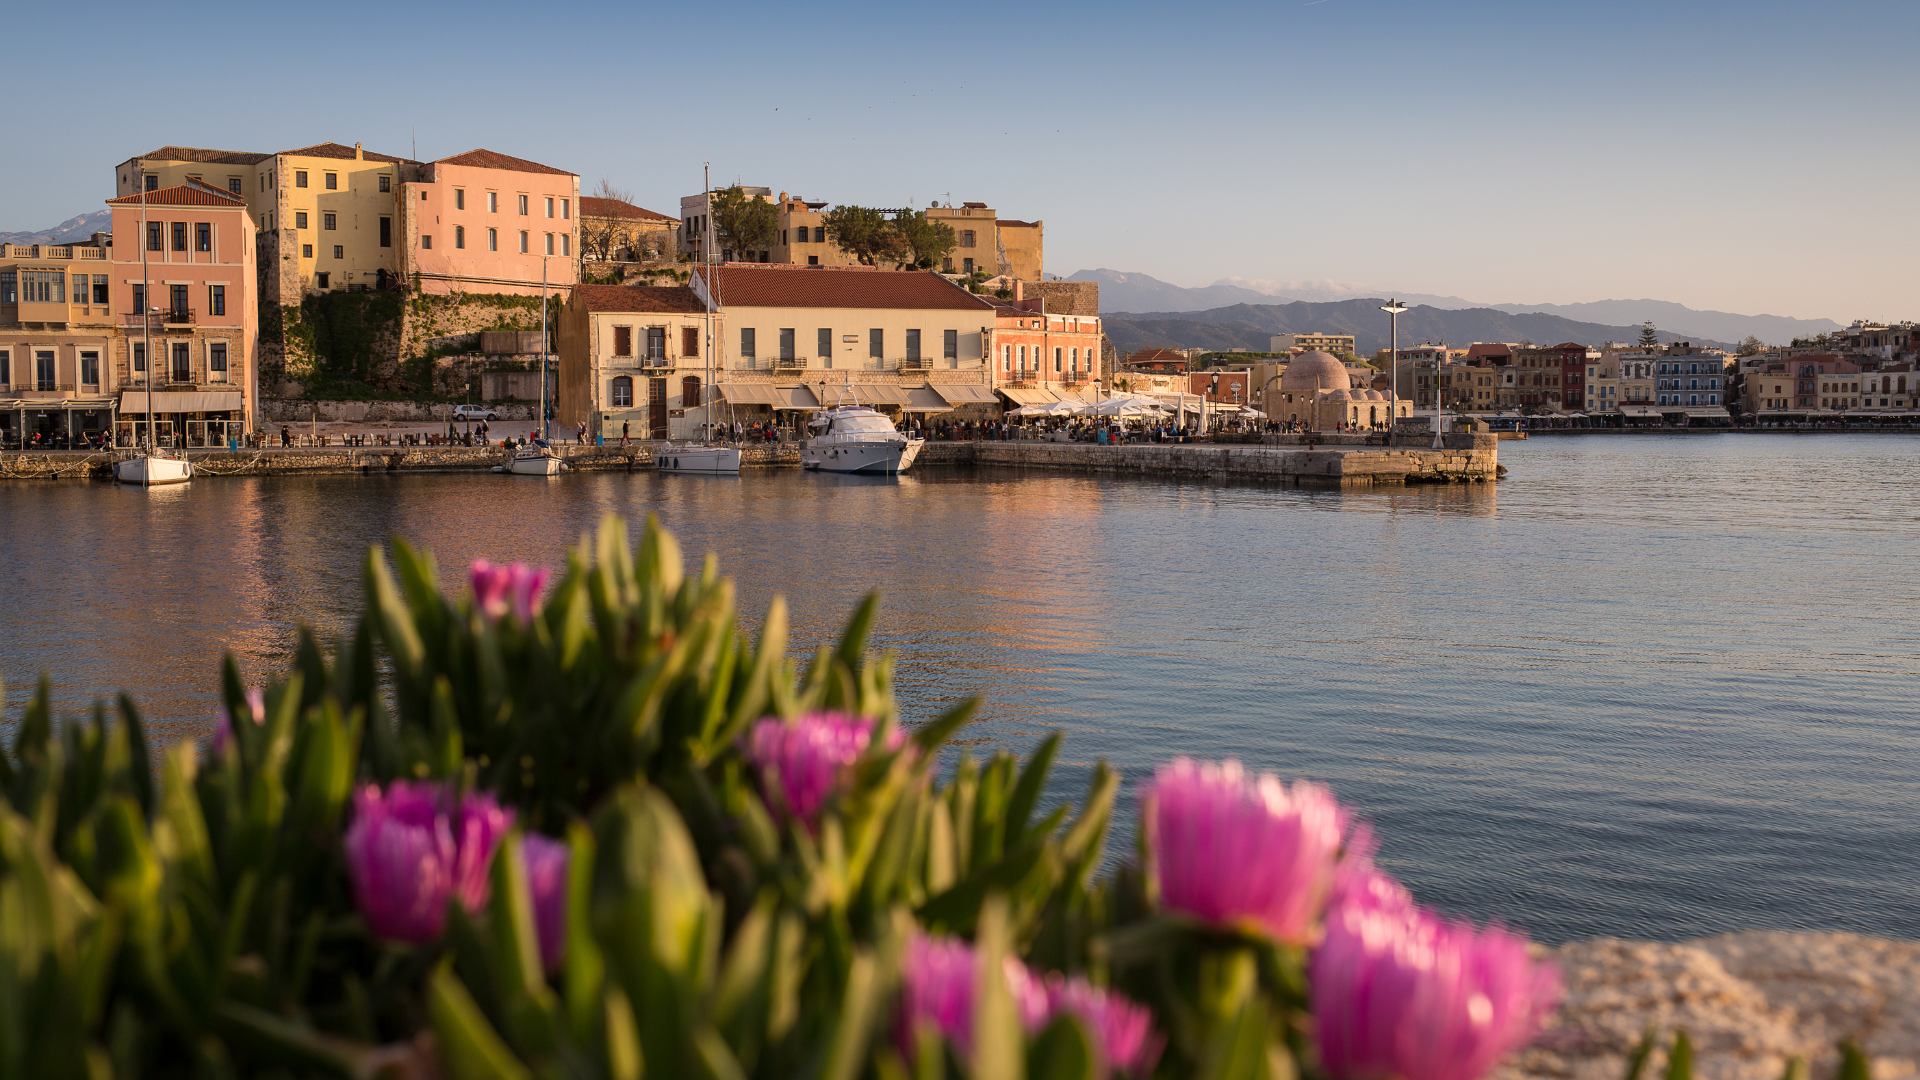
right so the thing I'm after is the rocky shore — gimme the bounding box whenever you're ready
[1495,932,1918,1080]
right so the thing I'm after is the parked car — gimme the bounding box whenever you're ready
[453,405,499,421]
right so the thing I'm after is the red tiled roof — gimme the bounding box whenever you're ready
[280,141,417,164]
[571,284,705,314]
[698,265,993,312]
[581,197,675,223]
[107,182,248,208]
[997,219,1039,228]
[1127,347,1185,362]
[131,145,271,166]
[436,149,574,176]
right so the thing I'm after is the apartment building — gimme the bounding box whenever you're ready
[106,180,259,442]
[0,234,119,446]
[579,197,677,264]
[399,150,581,297]
[1270,332,1356,356]
[555,284,708,438]
[987,294,1104,406]
[1586,352,1656,415]
[678,193,1047,279]
[1652,346,1727,409]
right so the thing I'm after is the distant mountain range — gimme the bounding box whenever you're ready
[0,210,112,246]
[1100,299,1736,358]
[1069,268,1845,346]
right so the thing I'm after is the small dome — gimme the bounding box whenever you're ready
[1281,350,1349,394]
[1361,389,1382,400]
[1323,388,1352,402]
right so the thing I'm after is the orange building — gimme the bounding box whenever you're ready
[399,150,580,297]
[984,288,1104,408]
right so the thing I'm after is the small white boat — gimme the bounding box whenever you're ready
[801,405,924,474]
[656,442,742,474]
[507,443,564,476]
[115,450,193,485]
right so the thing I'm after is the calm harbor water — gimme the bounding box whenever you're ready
[3,433,1917,945]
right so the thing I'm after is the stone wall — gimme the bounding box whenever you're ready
[969,437,1498,484]
[1023,280,1100,316]
[257,399,536,422]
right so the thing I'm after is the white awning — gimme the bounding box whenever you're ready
[119,391,242,414]
[905,386,953,412]
[717,383,783,405]
[932,384,997,405]
[846,384,913,405]
[772,386,821,411]
[997,387,1057,406]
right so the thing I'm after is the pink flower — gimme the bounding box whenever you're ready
[470,559,548,625]
[898,934,1160,1077]
[343,782,514,943]
[210,687,266,755]
[743,712,904,830]
[523,833,569,973]
[1311,898,1561,1080]
[1143,758,1354,944]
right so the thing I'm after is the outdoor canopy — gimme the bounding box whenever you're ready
[118,391,242,414]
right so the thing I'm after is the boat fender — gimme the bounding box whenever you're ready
[491,465,506,473]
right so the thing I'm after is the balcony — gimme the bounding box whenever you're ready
[898,357,934,371]
[121,309,196,328]
[773,356,808,371]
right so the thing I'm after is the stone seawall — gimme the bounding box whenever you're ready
[0,435,1493,485]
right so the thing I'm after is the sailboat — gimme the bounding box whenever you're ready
[115,176,193,485]
[657,163,742,476]
[507,256,565,475]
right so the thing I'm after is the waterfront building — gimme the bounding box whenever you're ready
[398,150,580,297]
[1587,351,1657,417]
[1652,345,1727,409]
[678,193,1045,280]
[988,290,1104,409]
[105,180,259,442]
[1266,349,1409,429]
[578,196,677,265]
[1120,348,1188,374]
[1187,369,1253,405]
[1270,332,1356,356]
[1391,344,1469,410]
[0,234,122,447]
[1513,342,1597,412]
[555,283,708,439]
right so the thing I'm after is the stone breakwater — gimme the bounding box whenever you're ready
[0,434,1496,485]
[1494,932,1918,1080]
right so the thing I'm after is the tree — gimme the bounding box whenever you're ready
[581,179,641,264]
[1637,321,1659,348]
[1737,335,1765,356]
[708,185,777,261]
[822,205,908,266]
[893,211,957,269]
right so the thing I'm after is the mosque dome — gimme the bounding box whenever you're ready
[1281,350,1350,394]
[1323,388,1352,402]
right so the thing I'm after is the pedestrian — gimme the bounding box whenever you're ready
[620,420,630,447]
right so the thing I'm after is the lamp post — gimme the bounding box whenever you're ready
[1380,298,1407,445]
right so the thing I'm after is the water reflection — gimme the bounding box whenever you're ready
[2,436,1916,945]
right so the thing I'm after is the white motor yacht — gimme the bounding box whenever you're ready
[801,405,924,474]
[656,442,742,474]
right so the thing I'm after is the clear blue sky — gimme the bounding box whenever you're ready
[8,0,1914,321]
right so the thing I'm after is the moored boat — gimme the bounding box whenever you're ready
[801,404,924,474]
[507,442,564,475]
[655,442,742,474]
[114,449,193,485]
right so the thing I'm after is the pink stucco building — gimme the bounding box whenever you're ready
[399,149,579,297]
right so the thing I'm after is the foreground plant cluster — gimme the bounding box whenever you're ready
[1,516,1563,1080]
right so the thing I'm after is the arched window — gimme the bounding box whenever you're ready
[612,376,633,408]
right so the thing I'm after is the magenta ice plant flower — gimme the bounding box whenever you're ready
[469,559,548,626]
[1039,974,1165,1078]
[343,781,514,943]
[210,687,266,755]
[743,712,905,830]
[1311,895,1561,1080]
[1143,758,1354,944]
[522,832,569,973]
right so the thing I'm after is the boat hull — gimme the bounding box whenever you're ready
[801,438,924,475]
[507,452,564,476]
[114,455,193,485]
[656,445,742,474]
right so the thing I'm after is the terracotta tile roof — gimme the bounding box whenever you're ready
[698,265,994,312]
[571,284,705,314]
[436,149,574,176]
[581,197,675,223]
[107,181,248,208]
[133,145,271,166]
[997,219,1039,228]
[280,141,417,164]
[1126,347,1186,363]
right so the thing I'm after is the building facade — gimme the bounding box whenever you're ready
[0,236,120,447]
[679,193,1047,279]
[556,284,709,439]
[399,150,581,297]
[1271,332,1356,356]
[986,295,1104,407]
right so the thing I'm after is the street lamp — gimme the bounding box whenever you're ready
[1380,298,1407,445]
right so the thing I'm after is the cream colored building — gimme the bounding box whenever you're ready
[678,193,1047,280]
[1271,332,1357,356]
[556,284,708,439]
[0,237,121,446]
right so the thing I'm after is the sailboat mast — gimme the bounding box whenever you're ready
[704,163,713,443]
[541,255,548,441]
[140,166,154,485]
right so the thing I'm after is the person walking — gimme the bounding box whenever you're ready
[620,420,630,447]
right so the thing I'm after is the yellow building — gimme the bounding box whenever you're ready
[0,239,121,446]
[678,193,1047,280]
[1270,332,1357,356]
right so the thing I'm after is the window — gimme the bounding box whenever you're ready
[295,171,308,188]
[545,233,554,255]
[73,274,87,303]
[324,172,337,190]
[171,342,191,382]
[488,192,498,213]
[131,342,145,373]
[906,329,921,361]
[132,284,144,314]
[455,226,465,249]
[611,376,633,408]
[561,234,570,256]
[36,350,56,391]
[562,199,570,220]
[323,212,336,231]
[209,343,227,382]
[0,349,7,385]
[519,231,529,253]
[19,271,62,303]
[227,177,243,195]
[169,284,189,316]
[488,228,498,251]
[295,211,309,229]
[647,327,666,359]
[818,328,833,358]
[172,222,187,251]
[944,329,958,360]
[614,326,632,357]
[302,244,313,258]
[455,189,465,210]
[0,272,13,305]
[145,174,158,191]
[316,272,330,289]
[1070,347,1079,371]
[74,349,98,387]
[196,223,211,251]
[376,217,390,247]
[960,229,975,248]
[209,285,225,316]
[1003,344,1011,370]
[93,275,108,304]
[1054,347,1063,372]
[779,328,796,360]
[739,328,756,358]
[332,245,343,260]
[518,195,528,215]
[1019,345,1027,370]
[379,175,391,192]
[545,197,555,218]
[869,329,883,359]
[420,236,431,250]
[808,255,818,265]
[682,327,699,357]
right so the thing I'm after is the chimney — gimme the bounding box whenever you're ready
[355,142,364,160]
[1013,280,1023,302]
